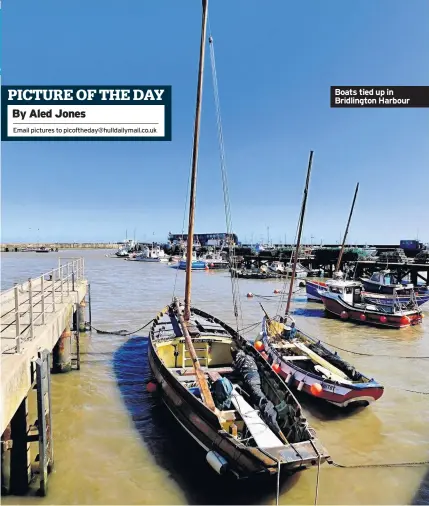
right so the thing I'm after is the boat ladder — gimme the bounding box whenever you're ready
[182,341,210,368]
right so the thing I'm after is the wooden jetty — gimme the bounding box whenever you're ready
[1,258,88,496]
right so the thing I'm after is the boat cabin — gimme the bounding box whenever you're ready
[367,270,413,289]
[327,280,362,305]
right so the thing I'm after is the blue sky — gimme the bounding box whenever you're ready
[2,0,428,244]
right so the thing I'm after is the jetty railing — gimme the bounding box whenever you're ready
[1,257,85,355]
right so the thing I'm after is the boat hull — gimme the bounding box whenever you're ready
[305,280,327,301]
[135,257,161,262]
[178,260,207,270]
[320,294,423,328]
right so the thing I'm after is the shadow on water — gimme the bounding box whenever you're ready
[292,307,325,318]
[113,335,301,505]
[412,468,429,505]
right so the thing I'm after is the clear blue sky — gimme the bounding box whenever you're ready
[2,0,428,244]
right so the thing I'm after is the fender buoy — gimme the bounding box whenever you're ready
[379,315,387,324]
[359,313,366,321]
[254,340,264,352]
[272,363,281,374]
[247,292,254,298]
[310,383,323,396]
[146,381,157,393]
[340,311,349,320]
[273,289,280,294]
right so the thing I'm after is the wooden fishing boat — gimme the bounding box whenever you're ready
[258,316,384,408]
[319,279,423,328]
[149,300,330,478]
[147,0,330,481]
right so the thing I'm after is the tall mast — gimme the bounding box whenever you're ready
[285,151,314,316]
[184,0,209,321]
[335,182,359,272]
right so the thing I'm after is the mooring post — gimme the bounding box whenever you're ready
[1,425,12,495]
[88,283,92,328]
[14,284,21,353]
[78,300,86,332]
[75,303,81,370]
[52,316,72,373]
[9,398,31,495]
[35,350,54,496]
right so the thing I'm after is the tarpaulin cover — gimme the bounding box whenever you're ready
[234,350,283,440]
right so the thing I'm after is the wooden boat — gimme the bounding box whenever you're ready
[319,279,423,328]
[149,301,330,478]
[257,172,383,408]
[147,0,329,480]
[259,316,384,408]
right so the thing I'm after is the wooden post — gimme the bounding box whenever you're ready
[336,182,360,272]
[35,350,54,496]
[184,0,209,321]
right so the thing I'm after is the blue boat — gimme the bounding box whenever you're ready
[178,259,207,270]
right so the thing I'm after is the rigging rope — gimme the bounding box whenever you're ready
[208,26,243,332]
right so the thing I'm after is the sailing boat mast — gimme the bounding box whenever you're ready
[285,151,314,315]
[184,0,209,322]
[335,182,359,272]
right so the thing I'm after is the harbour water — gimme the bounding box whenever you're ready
[1,249,428,505]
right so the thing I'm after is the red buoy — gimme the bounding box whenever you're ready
[400,315,410,326]
[379,315,387,324]
[260,351,269,361]
[247,292,254,298]
[272,363,281,374]
[273,289,280,294]
[310,383,323,396]
[360,313,366,321]
[254,340,264,352]
[340,311,349,320]
[146,381,157,393]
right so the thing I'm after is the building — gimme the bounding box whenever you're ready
[168,232,238,247]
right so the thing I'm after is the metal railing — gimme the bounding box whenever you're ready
[1,257,85,355]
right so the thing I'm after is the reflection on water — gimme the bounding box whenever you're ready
[1,250,428,505]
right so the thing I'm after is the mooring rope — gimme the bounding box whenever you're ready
[330,459,429,469]
[89,318,154,336]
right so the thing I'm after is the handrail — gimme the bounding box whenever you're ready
[1,257,86,355]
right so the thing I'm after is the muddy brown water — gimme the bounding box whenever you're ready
[1,250,428,504]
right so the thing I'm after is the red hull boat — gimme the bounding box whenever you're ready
[319,280,423,329]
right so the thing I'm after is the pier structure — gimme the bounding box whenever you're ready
[1,257,88,496]
[236,254,429,285]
